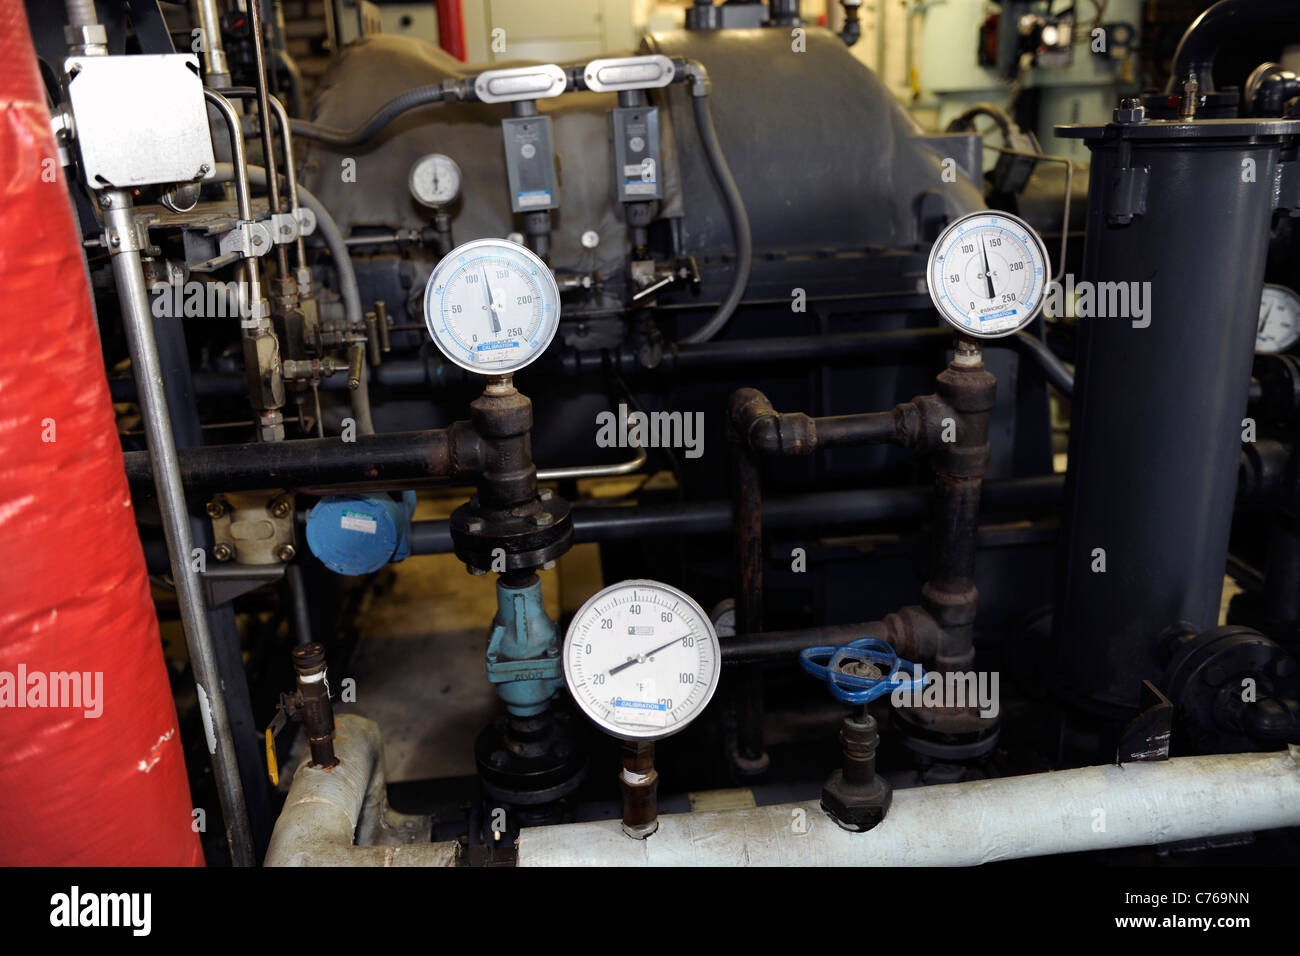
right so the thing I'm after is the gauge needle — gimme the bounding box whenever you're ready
[608,636,682,676]
[1260,303,1273,334]
[981,239,996,299]
[481,266,501,333]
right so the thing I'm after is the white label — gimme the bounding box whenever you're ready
[613,697,668,728]
[341,512,377,534]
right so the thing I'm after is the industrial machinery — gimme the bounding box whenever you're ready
[3,0,1300,874]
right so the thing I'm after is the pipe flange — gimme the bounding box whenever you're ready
[450,496,573,572]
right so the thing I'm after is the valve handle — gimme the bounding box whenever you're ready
[798,637,925,705]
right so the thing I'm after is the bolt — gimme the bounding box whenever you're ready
[487,652,500,664]
[468,564,487,576]
[269,499,291,518]
[213,543,234,561]
[466,518,485,533]
[100,194,112,208]
[109,234,120,248]
[538,488,554,502]
[276,544,296,562]
[546,646,559,657]
[199,163,210,175]
[542,560,556,571]
[205,500,225,518]
[532,512,554,528]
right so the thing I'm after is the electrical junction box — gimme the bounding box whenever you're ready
[612,106,662,202]
[502,116,558,212]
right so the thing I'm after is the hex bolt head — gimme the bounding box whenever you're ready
[538,488,554,502]
[487,652,500,664]
[542,560,557,571]
[213,543,234,561]
[206,500,225,518]
[276,544,296,562]
[532,512,554,528]
[269,500,291,518]
[466,518,485,533]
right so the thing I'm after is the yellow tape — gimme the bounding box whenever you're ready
[265,728,279,786]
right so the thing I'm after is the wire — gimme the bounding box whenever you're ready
[678,87,753,345]
[982,142,1075,284]
[288,85,448,146]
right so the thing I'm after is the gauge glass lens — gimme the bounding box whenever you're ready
[422,238,560,375]
[563,580,721,741]
[927,211,1050,338]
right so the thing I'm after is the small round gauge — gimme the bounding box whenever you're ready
[1256,283,1300,355]
[926,210,1050,339]
[422,238,560,375]
[408,153,462,207]
[563,580,722,741]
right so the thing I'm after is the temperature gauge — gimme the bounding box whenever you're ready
[408,153,461,208]
[422,238,560,375]
[926,210,1050,338]
[1256,283,1300,355]
[563,580,721,741]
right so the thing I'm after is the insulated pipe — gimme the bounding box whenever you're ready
[518,749,1300,866]
[265,715,459,866]
[0,0,204,865]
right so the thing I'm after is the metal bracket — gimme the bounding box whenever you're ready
[295,206,317,237]
[200,563,285,606]
[270,212,299,244]
[1106,164,1149,224]
[218,220,275,260]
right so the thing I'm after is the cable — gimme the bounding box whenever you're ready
[288,85,448,147]
[679,75,752,345]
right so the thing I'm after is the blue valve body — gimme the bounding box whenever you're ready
[306,491,417,575]
[799,637,925,705]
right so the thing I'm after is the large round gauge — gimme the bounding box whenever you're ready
[926,210,1050,339]
[563,580,721,741]
[1256,283,1300,355]
[408,153,461,207]
[422,238,560,375]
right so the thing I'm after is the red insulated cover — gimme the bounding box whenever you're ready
[0,0,204,865]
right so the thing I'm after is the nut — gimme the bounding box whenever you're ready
[269,499,291,518]
[206,500,225,518]
[213,543,234,562]
[532,512,554,528]
[821,770,892,832]
[276,544,296,562]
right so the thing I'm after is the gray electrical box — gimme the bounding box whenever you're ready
[501,116,558,212]
[612,106,662,202]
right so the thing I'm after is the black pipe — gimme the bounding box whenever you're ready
[1167,0,1300,94]
[124,426,478,495]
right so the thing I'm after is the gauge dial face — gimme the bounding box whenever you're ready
[926,210,1050,338]
[409,153,462,207]
[563,580,721,741]
[1256,283,1300,355]
[422,238,560,374]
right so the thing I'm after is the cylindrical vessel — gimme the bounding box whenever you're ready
[1053,116,1300,716]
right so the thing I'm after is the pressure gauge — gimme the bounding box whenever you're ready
[408,153,461,207]
[926,210,1050,338]
[422,238,560,374]
[563,580,722,741]
[1255,283,1300,355]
